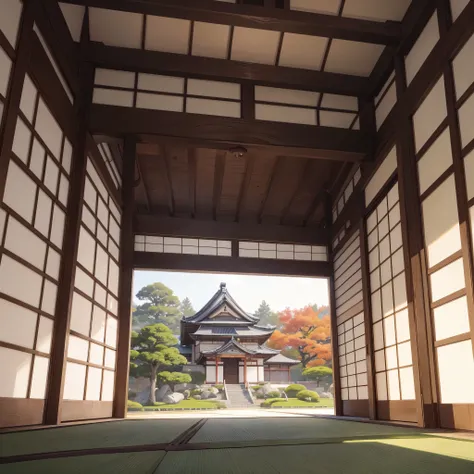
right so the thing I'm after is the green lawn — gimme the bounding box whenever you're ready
[269,398,334,408]
[141,399,225,410]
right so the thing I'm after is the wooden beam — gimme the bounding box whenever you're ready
[135,214,328,245]
[113,137,136,419]
[65,0,401,44]
[90,105,371,160]
[213,151,226,220]
[134,252,332,277]
[85,42,370,97]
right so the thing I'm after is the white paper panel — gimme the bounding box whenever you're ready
[59,3,86,42]
[93,88,134,108]
[136,92,183,112]
[188,79,240,99]
[0,0,22,48]
[376,82,397,129]
[36,316,53,354]
[450,0,470,21]
[0,47,12,96]
[320,111,355,129]
[77,227,95,273]
[465,149,474,200]
[405,14,439,84]
[0,347,31,398]
[422,175,461,267]
[413,77,447,152]
[399,366,416,400]
[279,33,327,70]
[343,0,411,22]
[458,92,474,148]
[376,372,388,400]
[106,316,118,348]
[101,369,115,401]
[95,69,135,89]
[417,129,453,195]
[187,98,240,118]
[433,296,471,341]
[91,306,106,342]
[4,161,37,224]
[90,8,142,49]
[19,75,37,123]
[290,0,340,15]
[437,341,474,403]
[67,335,89,361]
[70,291,92,336]
[30,356,50,399]
[321,94,358,111]
[137,73,184,94]
[63,362,86,400]
[192,22,230,59]
[365,147,397,206]
[145,16,190,54]
[0,255,43,308]
[35,99,62,159]
[86,366,102,401]
[89,343,104,365]
[0,298,36,349]
[430,258,465,302]
[256,103,316,125]
[231,27,279,65]
[452,32,474,100]
[395,309,410,343]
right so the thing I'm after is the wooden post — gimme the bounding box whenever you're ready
[215,357,219,384]
[287,366,290,383]
[44,14,93,425]
[113,137,136,418]
[244,357,247,385]
[394,55,438,429]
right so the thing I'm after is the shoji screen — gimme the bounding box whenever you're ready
[63,157,121,417]
[414,29,474,415]
[366,183,416,415]
[333,230,369,416]
[0,73,72,418]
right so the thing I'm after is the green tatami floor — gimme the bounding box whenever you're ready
[1,416,473,474]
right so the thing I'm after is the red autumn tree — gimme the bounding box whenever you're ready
[267,305,332,368]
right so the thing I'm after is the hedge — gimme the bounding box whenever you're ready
[261,398,286,408]
[265,390,281,399]
[296,390,320,402]
[127,400,144,411]
[284,384,306,397]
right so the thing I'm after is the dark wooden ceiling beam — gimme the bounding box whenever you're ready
[64,0,401,45]
[134,251,332,277]
[135,214,328,245]
[85,42,370,96]
[90,105,372,161]
[213,151,226,220]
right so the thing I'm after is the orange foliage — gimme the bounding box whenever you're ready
[268,306,332,368]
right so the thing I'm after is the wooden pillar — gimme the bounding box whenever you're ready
[244,357,247,385]
[44,14,93,425]
[215,357,219,384]
[0,0,36,199]
[394,55,438,429]
[113,137,136,418]
[287,366,290,383]
[329,275,343,416]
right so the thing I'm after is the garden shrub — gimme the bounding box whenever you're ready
[265,390,281,399]
[284,384,306,397]
[256,393,265,399]
[189,371,206,385]
[183,390,190,400]
[251,385,260,391]
[213,384,224,391]
[127,400,144,411]
[296,390,320,402]
[261,398,286,408]
[128,391,137,399]
[190,388,202,396]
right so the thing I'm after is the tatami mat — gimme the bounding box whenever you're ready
[157,439,474,474]
[189,417,421,444]
[0,419,195,458]
[0,452,166,474]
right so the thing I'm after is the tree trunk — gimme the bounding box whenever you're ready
[149,365,157,404]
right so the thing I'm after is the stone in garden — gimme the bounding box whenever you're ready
[320,392,333,399]
[174,383,197,392]
[163,392,184,404]
[155,385,172,402]
[261,383,274,395]
[201,390,211,399]
[193,395,202,400]
[209,387,219,394]
[255,389,264,398]
[136,388,151,405]
[207,392,217,399]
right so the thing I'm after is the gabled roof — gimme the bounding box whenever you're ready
[265,353,299,365]
[191,325,275,339]
[182,283,258,325]
[201,338,256,356]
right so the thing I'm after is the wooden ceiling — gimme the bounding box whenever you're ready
[134,142,348,228]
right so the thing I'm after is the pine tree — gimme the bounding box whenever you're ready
[254,300,279,327]
[180,297,195,318]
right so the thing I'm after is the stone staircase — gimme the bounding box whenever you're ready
[226,384,255,408]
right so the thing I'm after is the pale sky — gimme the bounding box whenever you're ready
[133,271,329,314]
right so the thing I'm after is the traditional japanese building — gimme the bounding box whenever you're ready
[181,283,297,384]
